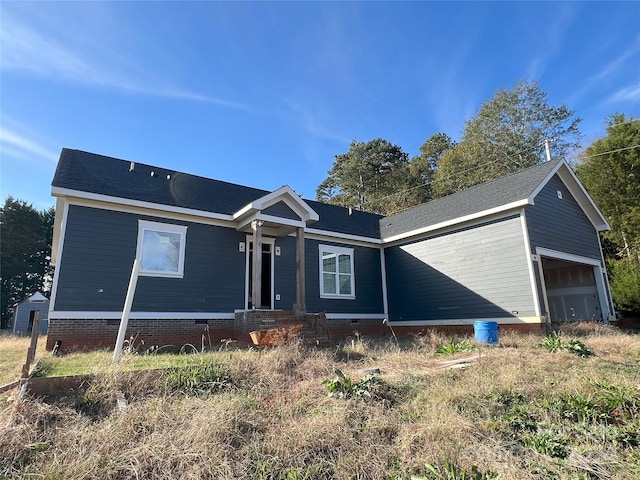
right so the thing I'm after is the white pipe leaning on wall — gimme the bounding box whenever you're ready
[113,259,141,363]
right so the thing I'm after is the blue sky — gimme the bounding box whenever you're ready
[1,1,639,211]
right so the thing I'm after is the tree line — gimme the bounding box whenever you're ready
[0,198,54,329]
[316,81,581,214]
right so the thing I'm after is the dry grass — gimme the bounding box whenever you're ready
[0,333,47,385]
[1,325,639,479]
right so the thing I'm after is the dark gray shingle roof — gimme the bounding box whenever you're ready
[380,160,562,239]
[52,148,382,238]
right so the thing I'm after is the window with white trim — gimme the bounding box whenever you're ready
[319,244,355,299]
[137,220,187,277]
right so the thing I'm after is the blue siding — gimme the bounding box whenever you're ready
[54,205,246,312]
[385,215,536,321]
[527,175,602,259]
[305,240,384,314]
[526,174,604,315]
[263,201,300,220]
[272,236,297,309]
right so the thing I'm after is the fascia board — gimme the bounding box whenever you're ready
[51,187,234,222]
[527,160,564,202]
[236,212,305,232]
[535,247,602,266]
[381,199,530,243]
[304,227,383,245]
[555,163,611,231]
[257,213,305,228]
[233,185,319,222]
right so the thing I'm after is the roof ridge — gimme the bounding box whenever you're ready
[384,158,562,220]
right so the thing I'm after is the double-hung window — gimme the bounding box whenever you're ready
[137,220,187,277]
[319,245,355,299]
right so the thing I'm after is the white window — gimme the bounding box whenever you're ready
[137,220,187,277]
[319,244,355,299]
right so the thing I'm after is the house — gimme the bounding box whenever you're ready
[11,291,49,334]
[46,148,613,352]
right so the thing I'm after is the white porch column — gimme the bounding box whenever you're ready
[252,220,263,309]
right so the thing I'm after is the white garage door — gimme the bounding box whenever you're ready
[542,259,601,321]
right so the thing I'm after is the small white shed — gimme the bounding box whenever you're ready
[11,292,49,334]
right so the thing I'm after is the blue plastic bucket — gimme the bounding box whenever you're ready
[474,321,499,345]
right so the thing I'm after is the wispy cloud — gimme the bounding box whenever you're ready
[567,35,640,106]
[284,99,351,144]
[0,123,59,166]
[604,83,640,105]
[0,6,249,110]
[525,4,577,80]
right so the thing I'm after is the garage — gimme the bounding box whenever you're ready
[541,257,603,321]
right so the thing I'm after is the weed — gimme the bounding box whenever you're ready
[536,332,593,356]
[165,362,230,395]
[522,430,569,459]
[30,358,53,378]
[414,460,498,479]
[323,367,380,399]
[436,338,476,355]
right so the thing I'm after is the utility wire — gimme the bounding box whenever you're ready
[364,141,639,208]
[576,144,640,160]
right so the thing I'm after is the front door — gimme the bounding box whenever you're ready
[246,238,274,309]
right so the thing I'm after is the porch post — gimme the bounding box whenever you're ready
[252,220,263,309]
[295,226,306,316]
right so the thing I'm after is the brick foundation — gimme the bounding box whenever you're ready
[46,318,237,353]
[46,314,546,353]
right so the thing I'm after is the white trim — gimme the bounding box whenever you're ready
[48,311,236,320]
[304,228,382,245]
[379,247,389,316]
[520,209,542,317]
[137,220,188,277]
[48,199,70,312]
[233,185,319,223]
[236,212,305,232]
[60,196,236,229]
[536,253,551,319]
[319,244,355,299]
[50,198,66,266]
[325,313,387,320]
[535,247,601,267]
[596,234,615,320]
[388,316,543,326]
[244,236,275,309]
[52,187,234,222]
[382,199,530,243]
[257,213,305,228]
[527,160,563,203]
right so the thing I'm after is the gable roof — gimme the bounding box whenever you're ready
[380,159,609,242]
[52,148,382,239]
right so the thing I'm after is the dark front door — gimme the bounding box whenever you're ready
[248,241,273,309]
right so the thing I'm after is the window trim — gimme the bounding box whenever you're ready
[136,220,187,278]
[319,244,355,299]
